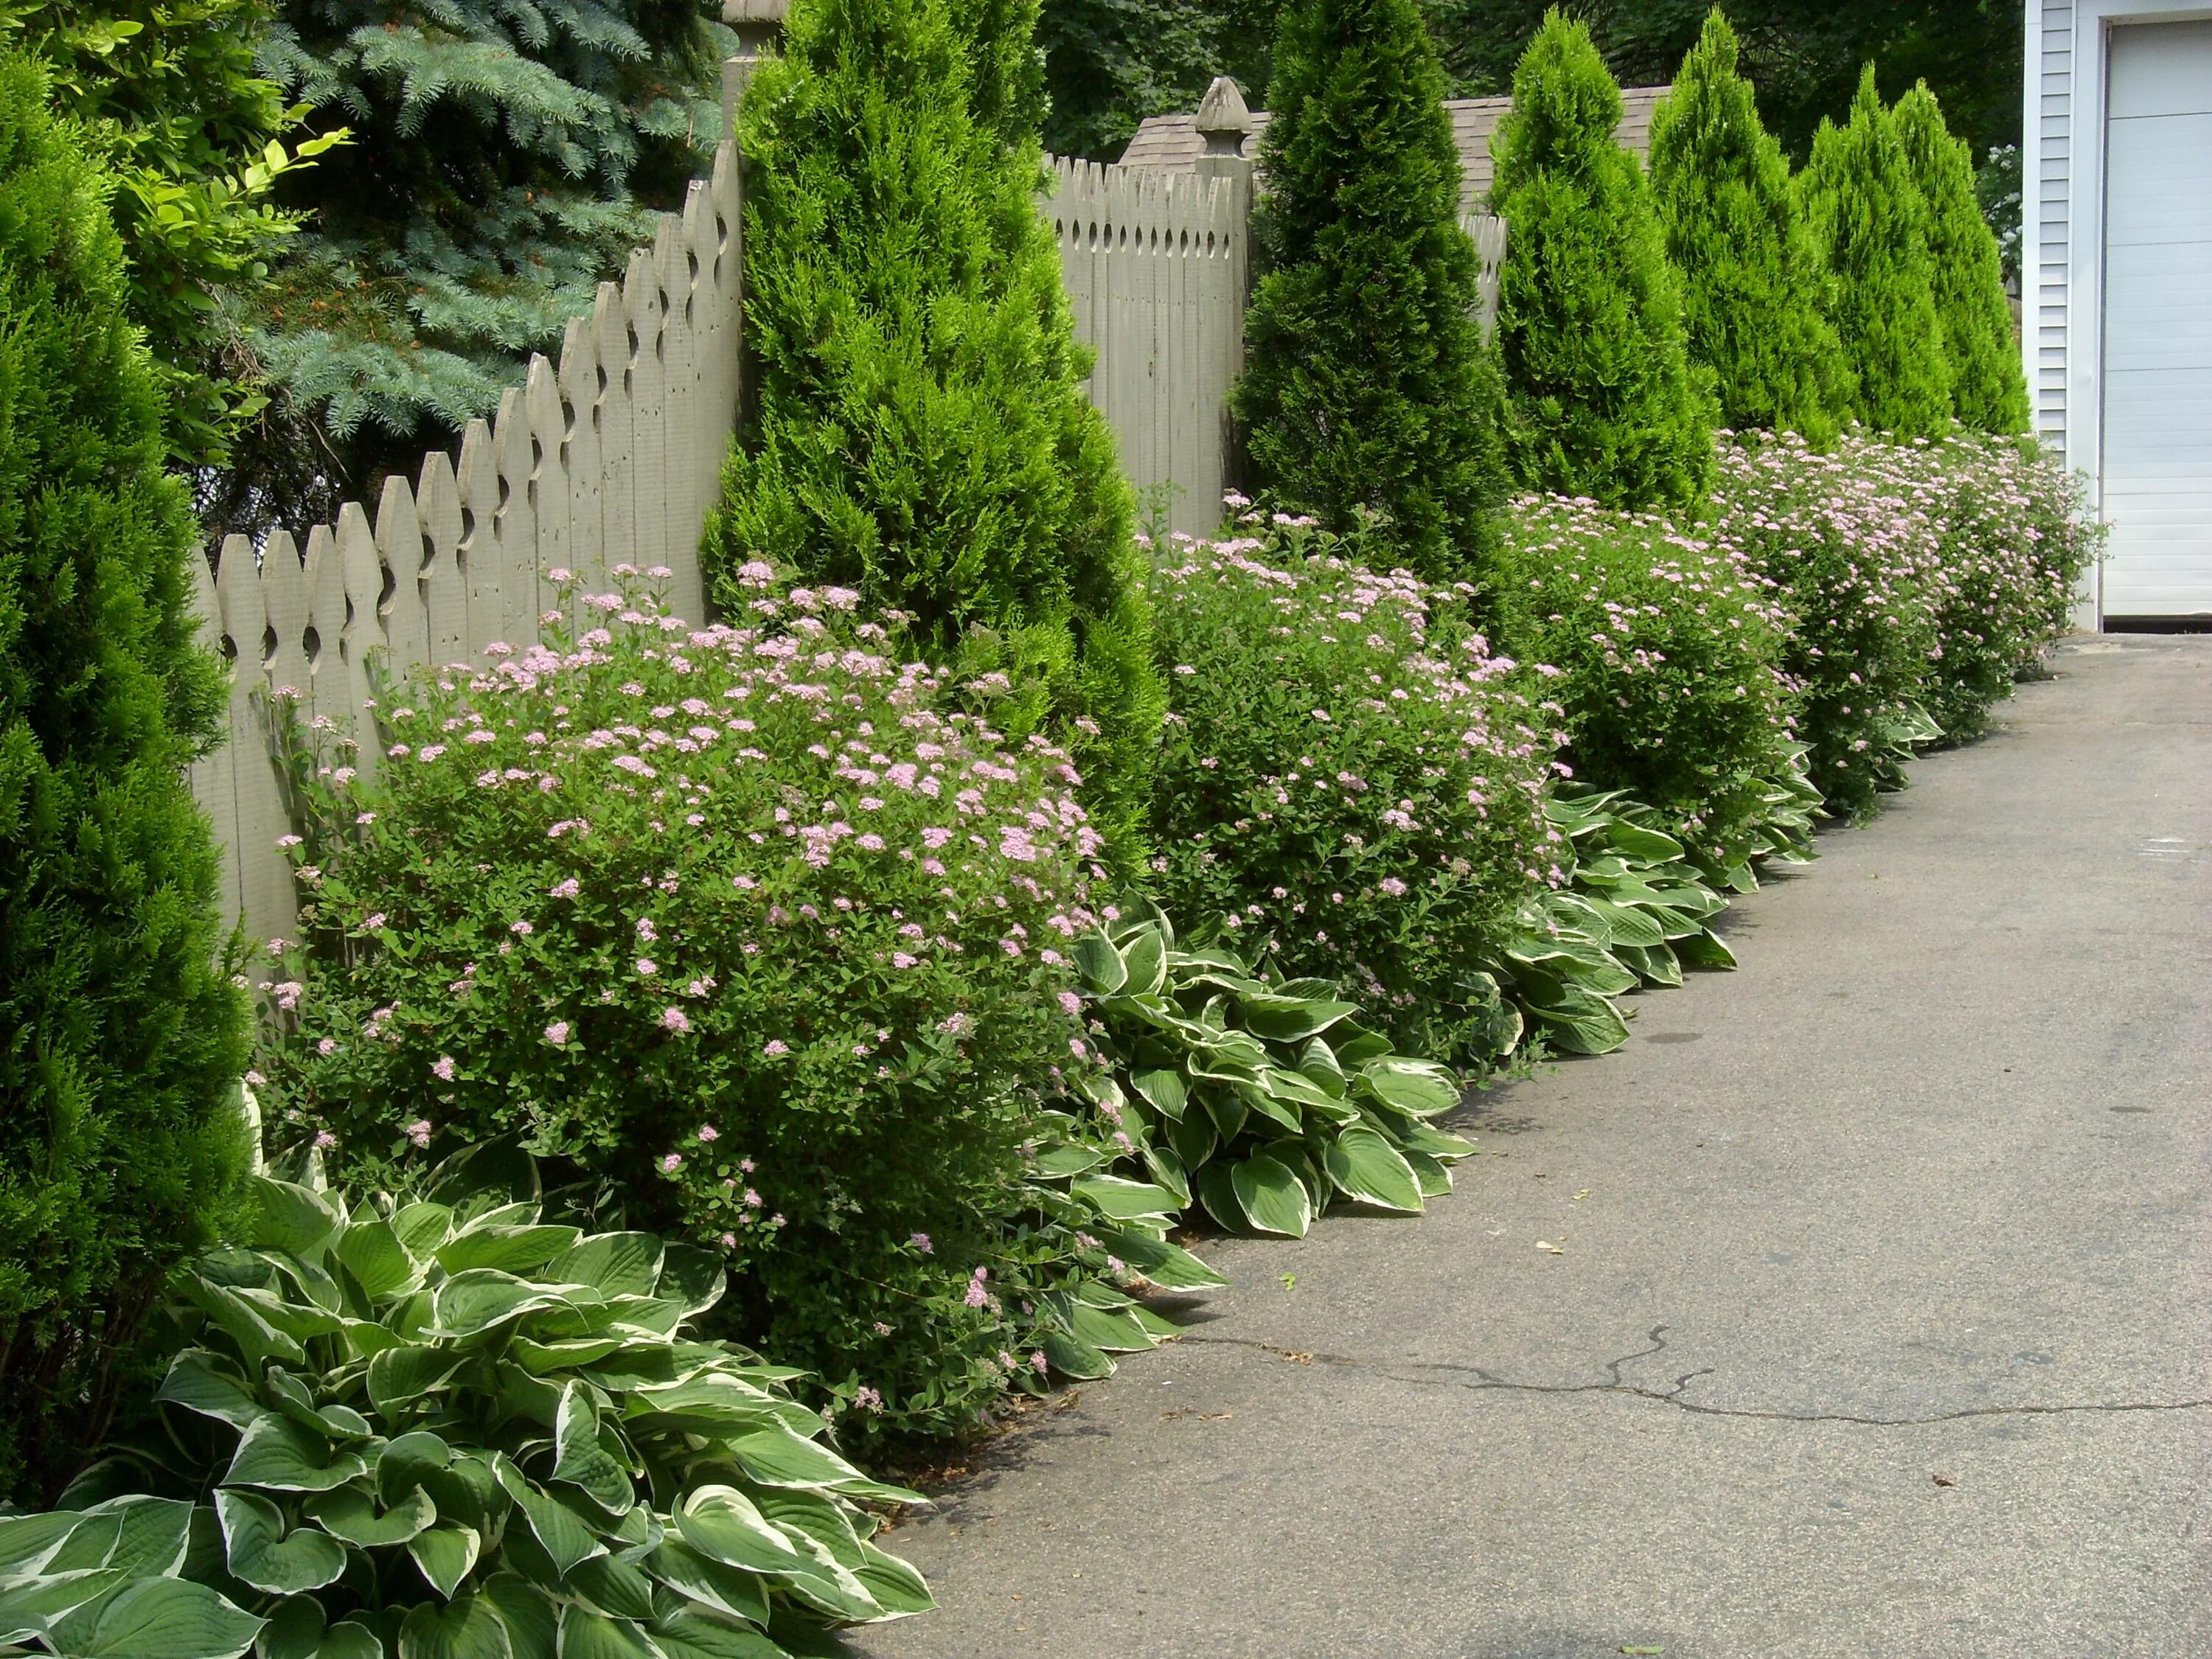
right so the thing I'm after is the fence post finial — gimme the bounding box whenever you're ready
[721,0,790,136]
[1194,76,1253,164]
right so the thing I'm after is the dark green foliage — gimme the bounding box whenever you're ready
[1647,9,1851,445]
[0,0,341,469]
[1491,10,1714,510]
[0,52,250,1503]
[706,0,1161,863]
[1233,0,1506,586]
[1035,0,1276,159]
[229,0,723,525]
[1796,66,1951,439]
[1894,82,2028,434]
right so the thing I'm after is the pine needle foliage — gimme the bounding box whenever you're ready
[1491,9,1715,510]
[1796,65,1952,439]
[239,0,725,507]
[1893,80,2028,434]
[0,52,250,1503]
[1232,0,1506,587]
[1647,8,1852,447]
[706,0,1161,863]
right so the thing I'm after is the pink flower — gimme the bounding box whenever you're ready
[314,1130,338,1150]
[854,1385,883,1411]
[1029,1351,1049,1375]
[1057,990,1082,1017]
[635,958,658,976]
[698,1124,719,1142]
[404,1119,432,1149]
[743,1188,762,1208]
[431,1056,456,1082]
[740,1156,757,1174]
[762,1037,790,1057]
[544,1020,571,1046]
[509,919,533,936]
[661,1006,692,1034]
[719,1232,737,1249]
[361,913,386,931]
[661,1152,683,1174]
[549,878,580,900]
[316,1037,337,1057]
[910,1232,933,1253]
[244,1069,267,1087]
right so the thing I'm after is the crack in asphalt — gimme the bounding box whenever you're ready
[1177,1326,2212,1427]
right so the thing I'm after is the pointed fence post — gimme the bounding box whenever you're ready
[722,0,789,137]
[1193,74,1255,522]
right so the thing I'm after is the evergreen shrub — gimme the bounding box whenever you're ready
[257,568,1121,1440]
[1492,492,1805,873]
[1490,9,1714,511]
[1796,66,1952,439]
[0,51,250,1504]
[1144,514,1556,1065]
[707,0,1161,865]
[1646,9,1852,448]
[1893,83,2031,435]
[1232,0,1507,586]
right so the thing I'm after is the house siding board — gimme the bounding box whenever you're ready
[2033,0,2072,456]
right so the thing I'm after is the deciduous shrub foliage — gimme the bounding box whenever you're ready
[1893,82,2031,437]
[1796,67,1952,439]
[1490,9,1715,511]
[258,569,1123,1439]
[0,52,250,1505]
[1492,491,1804,870]
[1233,0,1507,585]
[707,0,1161,865]
[1144,515,1556,1063]
[1646,9,1852,448]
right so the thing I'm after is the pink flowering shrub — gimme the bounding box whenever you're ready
[256,568,1113,1437]
[1144,523,1555,1063]
[1494,493,1804,873]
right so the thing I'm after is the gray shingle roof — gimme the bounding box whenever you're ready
[1116,86,1672,215]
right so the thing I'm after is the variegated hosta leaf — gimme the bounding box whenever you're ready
[0,1146,931,1658]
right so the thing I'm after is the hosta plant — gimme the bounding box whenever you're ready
[1068,907,1476,1239]
[0,1141,932,1659]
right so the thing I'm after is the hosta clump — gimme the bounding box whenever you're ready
[1708,431,1943,818]
[1144,523,1557,1065]
[1493,492,1808,874]
[0,1143,930,1659]
[258,568,1110,1439]
[1068,907,1477,1240]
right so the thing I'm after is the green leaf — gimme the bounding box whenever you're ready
[335,1220,420,1298]
[241,1180,340,1257]
[83,1496,195,1578]
[654,1245,728,1318]
[478,1574,557,1659]
[1321,1127,1426,1214]
[376,1432,454,1509]
[1235,990,1360,1043]
[673,1489,810,1576]
[493,1458,605,1576]
[0,1568,128,1642]
[1228,1153,1312,1237]
[391,1203,456,1259]
[1586,897,1666,948]
[1071,933,1126,994]
[1037,1328,1113,1381]
[552,1605,654,1659]
[1088,1225,1225,1291]
[214,1489,347,1596]
[553,1383,635,1514]
[1357,1057,1461,1117]
[430,1270,578,1338]
[639,1612,785,1659]
[265,1371,375,1441]
[1674,930,1738,970]
[1604,822,1685,861]
[1399,1147,1454,1198]
[1117,923,1168,996]
[1526,987,1632,1054]
[435,1226,583,1277]
[305,1484,436,1548]
[45,1576,263,1659]
[0,1512,81,1579]
[1063,1302,1157,1354]
[408,1523,482,1599]
[852,1541,934,1616]
[645,1539,771,1625]
[316,1623,384,1659]
[543,1235,662,1298]
[254,1595,324,1659]
[397,1593,512,1659]
[185,1278,306,1371]
[1029,1141,1105,1178]
[726,1430,919,1501]
[1127,1066,1187,1121]
[224,1415,367,1493]
[1069,1175,1180,1222]
[568,1554,656,1622]
[368,1346,465,1415]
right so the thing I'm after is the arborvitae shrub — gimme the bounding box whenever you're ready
[1232,0,1507,587]
[708,0,1161,864]
[0,52,249,1502]
[1797,66,1952,439]
[1894,82,2029,435]
[1490,9,1714,511]
[1647,8,1852,448]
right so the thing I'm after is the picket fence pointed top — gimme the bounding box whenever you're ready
[1194,77,1253,156]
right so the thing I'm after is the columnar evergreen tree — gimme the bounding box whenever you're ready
[1491,9,1714,509]
[1894,80,2028,434]
[0,52,250,1502]
[227,0,725,524]
[1648,7,1851,446]
[1232,0,1506,585]
[1796,65,1951,437]
[706,0,1161,860]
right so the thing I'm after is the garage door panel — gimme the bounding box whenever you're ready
[2101,22,2212,616]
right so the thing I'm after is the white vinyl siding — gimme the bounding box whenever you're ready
[2037,2,2073,459]
[2100,19,2212,615]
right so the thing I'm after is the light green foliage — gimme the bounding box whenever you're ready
[1144,521,1551,1067]
[0,0,342,467]
[1646,9,1851,447]
[1072,907,1476,1238]
[1795,66,1952,439]
[1491,10,1715,511]
[237,0,722,512]
[707,0,1161,865]
[1492,485,1809,872]
[1893,83,2028,435]
[1232,0,1507,586]
[0,52,251,1506]
[253,569,1207,1441]
[0,1142,933,1658]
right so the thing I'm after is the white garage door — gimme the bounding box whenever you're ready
[2102,20,2212,618]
